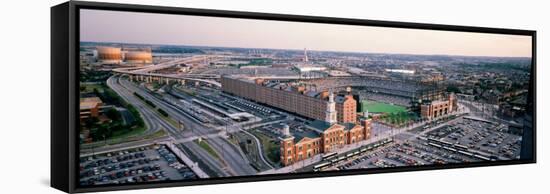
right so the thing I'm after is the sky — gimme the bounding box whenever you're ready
[80,9,532,58]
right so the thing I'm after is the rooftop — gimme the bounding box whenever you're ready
[223,76,357,104]
[80,97,102,110]
[292,129,320,142]
[306,120,332,133]
[334,95,354,103]
[342,122,361,131]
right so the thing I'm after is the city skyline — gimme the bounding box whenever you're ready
[81,9,532,58]
[77,8,533,186]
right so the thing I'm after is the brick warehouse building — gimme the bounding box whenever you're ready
[221,76,368,166]
[221,76,356,124]
[335,94,357,123]
[279,119,372,166]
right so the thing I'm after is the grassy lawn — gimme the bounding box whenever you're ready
[251,130,280,164]
[110,126,146,140]
[194,139,221,161]
[228,131,274,171]
[361,100,407,114]
[159,110,179,128]
[80,82,149,146]
[161,116,180,129]
[145,129,168,139]
[81,126,145,148]
[80,128,167,149]
[361,100,417,126]
[80,84,105,93]
[133,92,180,129]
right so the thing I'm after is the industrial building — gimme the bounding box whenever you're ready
[95,46,152,64]
[124,50,153,64]
[96,46,122,64]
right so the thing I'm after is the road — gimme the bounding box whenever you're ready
[166,85,275,170]
[118,76,257,176]
[80,135,170,154]
[112,56,221,87]
[106,75,232,177]
[164,84,272,170]
[106,76,160,135]
[79,76,166,152]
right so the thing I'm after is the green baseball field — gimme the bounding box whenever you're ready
[361,100,407,113]
[361,100,415,125]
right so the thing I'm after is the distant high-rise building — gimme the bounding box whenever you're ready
[303,48,308,62]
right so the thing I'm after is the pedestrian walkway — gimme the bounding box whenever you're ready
[172,132,226,144]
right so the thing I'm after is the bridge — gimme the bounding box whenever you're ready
[131,55,208,73]
[112,56,222,87]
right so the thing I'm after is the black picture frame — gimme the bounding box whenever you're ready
[51,1,536,193]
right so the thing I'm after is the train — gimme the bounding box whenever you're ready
[313,138,394,172]
[422,136,495,161]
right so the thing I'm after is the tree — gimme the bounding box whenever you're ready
[447,85,461,93]
[105,108,121,121]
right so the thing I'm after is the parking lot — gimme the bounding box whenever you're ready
[79,144,197,186]
[324,140,477,171]
[426,117,522,159]
[315,117,523,171]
